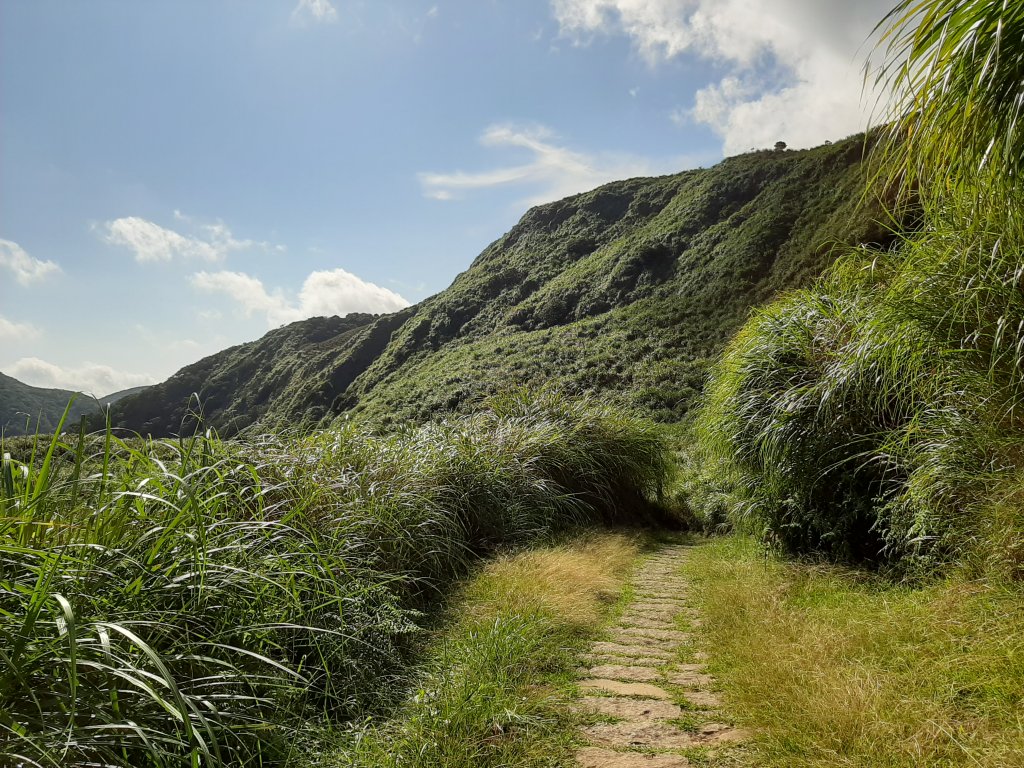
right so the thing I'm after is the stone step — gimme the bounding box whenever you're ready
[578,679,671,699]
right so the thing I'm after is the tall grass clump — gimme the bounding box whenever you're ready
[691,0,1024,573]
[0,390,670,767]
[695,213,1024,569]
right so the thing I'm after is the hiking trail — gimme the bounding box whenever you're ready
[574,544,749,767]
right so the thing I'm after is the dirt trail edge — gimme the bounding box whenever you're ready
[574,544,749,767]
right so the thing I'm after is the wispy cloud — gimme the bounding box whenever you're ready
[101,213,270,263]
[291,0,339,25]
[191,267,409,328]
[6,356,155,397]
[0,315,40,341]
[550,0,892,154]
[419,123,690,206]
[0,239,61,285]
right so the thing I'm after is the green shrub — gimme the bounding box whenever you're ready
[694,208,1024,570]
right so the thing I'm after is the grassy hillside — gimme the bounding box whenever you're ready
[0,372,100,436]
[109,313,380,436]
[334,135,896,427]
[108,134,898,436]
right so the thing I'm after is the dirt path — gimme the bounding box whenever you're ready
[574,544,748,767]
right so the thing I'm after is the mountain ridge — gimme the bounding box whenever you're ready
[102,134,901,436]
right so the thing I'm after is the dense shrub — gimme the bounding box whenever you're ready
[695,204,1024,571]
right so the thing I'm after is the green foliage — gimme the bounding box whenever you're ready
[694,190,1024,569]
[0,390,669,767]
[877,0,1024,212]
[339,613,567,768]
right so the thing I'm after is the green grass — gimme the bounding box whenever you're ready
[331,533,641,768]
[684,536,1024,767]
[0,390,670,768]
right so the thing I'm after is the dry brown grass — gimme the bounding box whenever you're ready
[462,533,641,630]
[684,536,1024,768]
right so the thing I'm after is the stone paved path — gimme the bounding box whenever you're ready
[574,544,748,767]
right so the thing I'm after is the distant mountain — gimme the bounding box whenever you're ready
[0,373,100,437]
[108,134,906,436]
[99,386,150,406]
[108,313,380,436]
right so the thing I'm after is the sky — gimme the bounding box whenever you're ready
[1,0,895,396]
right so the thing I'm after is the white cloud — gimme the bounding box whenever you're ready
[419,123,694,206]
[291,0,339,24]
[191,267,410,327]
[0,315,40,341]
[550,0,894,154]
[101,214,265,263]
[0,239,61,285]
[6,357,156,397]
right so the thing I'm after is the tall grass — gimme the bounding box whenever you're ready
[0,390,670,767]
[693,195,1024,570]
[876,0,1024,214]
[690,0,1024,571]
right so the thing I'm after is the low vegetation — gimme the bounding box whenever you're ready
[685,537,1024,767]
[0,390,669,768]
[333,533,639,768]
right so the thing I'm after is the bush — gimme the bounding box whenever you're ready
[694,206,1024,571]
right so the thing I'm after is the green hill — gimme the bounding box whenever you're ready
[108,134,900,436]
[109,313,380,435]
[0,373,100,436]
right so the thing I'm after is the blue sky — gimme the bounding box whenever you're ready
[1,0,893,395]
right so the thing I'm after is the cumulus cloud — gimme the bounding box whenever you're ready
[101,214,264,263]
[419,123,692,206]
[550,0,894,154]
[6,357,156,397]
[191,268,410,327]
[0,239,61,285]
[0,315,40,341]
[291,0,339,24]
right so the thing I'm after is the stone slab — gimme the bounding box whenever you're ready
[578,679,671,699]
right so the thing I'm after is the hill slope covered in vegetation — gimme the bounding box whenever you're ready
[110,134,896,436]
[110,313,379,435]
[0,372,101,436]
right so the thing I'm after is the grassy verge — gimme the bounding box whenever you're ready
[332,532,642,768]
[683,536,1024,767]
